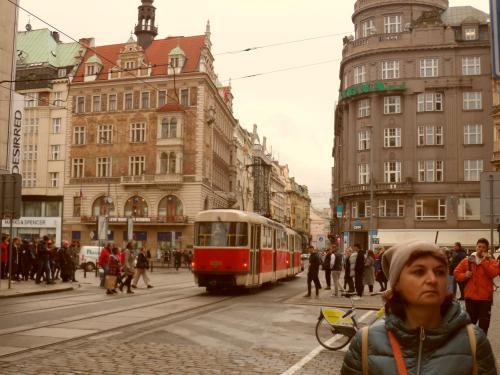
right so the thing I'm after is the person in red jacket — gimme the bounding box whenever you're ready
[1,235,9,279]
[98,244,111,288]
[454,237,500,335]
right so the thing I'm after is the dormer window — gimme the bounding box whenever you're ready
[84,54,103,82]
[168,44,186,75]
[464,27,478,40]
[170,57,179,68]
[87,65,95,75]
[125,61,136,70]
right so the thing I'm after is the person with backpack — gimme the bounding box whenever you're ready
[132,247,154,289]
[341,240,497,375]
[304,245,322,297]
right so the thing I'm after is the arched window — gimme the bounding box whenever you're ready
[160,152,168,173]
[161,118,169,138]
[124,195,148,217]
[169,118,177,138]
[158,195,183,218]
[92,196,115,216]
[169,152,176,173]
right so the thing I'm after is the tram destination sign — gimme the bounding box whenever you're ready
[339,81,406,101]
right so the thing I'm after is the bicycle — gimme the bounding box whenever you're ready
[315,292,385,350]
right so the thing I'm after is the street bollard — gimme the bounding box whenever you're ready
[95,262,98,277]
[83,265,86,278]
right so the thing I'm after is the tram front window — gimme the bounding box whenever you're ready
[196,222,248,247]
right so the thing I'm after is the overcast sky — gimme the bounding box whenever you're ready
[17,0,489,208]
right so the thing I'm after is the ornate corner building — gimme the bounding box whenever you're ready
[332,0,493,249]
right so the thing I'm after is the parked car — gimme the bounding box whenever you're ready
[79,246,101,271]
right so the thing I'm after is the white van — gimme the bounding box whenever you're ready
[79,246,101,271]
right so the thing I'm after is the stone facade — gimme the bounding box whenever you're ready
[332,0,493,249]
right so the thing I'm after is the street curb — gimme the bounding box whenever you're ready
[0,286,74,299]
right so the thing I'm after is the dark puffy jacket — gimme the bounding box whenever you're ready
[341,300,497,375]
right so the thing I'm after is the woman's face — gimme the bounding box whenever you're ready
[395,255,448,308]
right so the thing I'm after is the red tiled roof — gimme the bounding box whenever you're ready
[157,103,184,112]
[73,35,206,83]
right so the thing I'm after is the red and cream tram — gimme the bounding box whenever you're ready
[192,209,303,290]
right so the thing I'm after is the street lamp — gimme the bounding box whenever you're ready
[367,124,375,251]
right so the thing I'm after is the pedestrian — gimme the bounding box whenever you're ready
[341,240,497,375]
[120,242,135,294]
[454,238,500,335]
[450,241,467,300]
[363,249,375,293]
[174,248,182,271]
[353,244,365,299]
[1,235,9,279]
[330,244,343,297]
[98,243,111,288]
[344,247,354,292]
[105,247,120,295]
[322,246,333,291]
[19,240,32,281]
[11,237,21,281]
[304,245,322,297]
[59,240,73,282]
[35,236,54,285]
[68,241,79,282]
[132,247,153,289]
[374,246,387,292]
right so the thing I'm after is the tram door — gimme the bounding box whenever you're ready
[250,224,260,285]
[272,229,277,281]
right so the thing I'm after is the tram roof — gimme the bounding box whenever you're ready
[195,209,290,229]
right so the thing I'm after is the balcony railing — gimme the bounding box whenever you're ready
[70,177,121,185]
[80,215,189,224]
[340,181,412,197]
[120,174,183,185]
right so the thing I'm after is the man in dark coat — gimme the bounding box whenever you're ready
[35,236,54,284]
[450,241,467,300]
[353,244,365,299]
[323,246,333,290]
[304,246,322,297]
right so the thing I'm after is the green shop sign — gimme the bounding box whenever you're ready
[339,81,406,101]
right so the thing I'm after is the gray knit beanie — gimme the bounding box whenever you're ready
[382,240,443,288]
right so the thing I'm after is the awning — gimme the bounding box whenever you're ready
[377,229,492,248]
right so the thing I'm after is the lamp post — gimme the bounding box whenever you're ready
[367,124,374,251]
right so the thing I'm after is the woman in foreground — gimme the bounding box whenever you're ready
[341,240,497,375]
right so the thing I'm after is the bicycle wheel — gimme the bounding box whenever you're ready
[315,317,353,350]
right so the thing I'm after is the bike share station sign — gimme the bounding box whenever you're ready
[480,171,500,252]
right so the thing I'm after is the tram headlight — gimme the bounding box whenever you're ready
[243,263,248,268]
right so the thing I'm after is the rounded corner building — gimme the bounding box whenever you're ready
[332,0,493,250]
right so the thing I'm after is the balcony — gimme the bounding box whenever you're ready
[80,215,188,225]
[493,140,500,166]
[120,174,183,185]
[340,181,413,197]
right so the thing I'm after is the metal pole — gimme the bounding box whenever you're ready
[369,126,374,251]
[489,175,494,256]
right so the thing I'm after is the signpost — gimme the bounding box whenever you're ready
[480,171,500,254]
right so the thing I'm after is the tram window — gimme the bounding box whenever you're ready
[195,222,248,247]
[256,226,261,248]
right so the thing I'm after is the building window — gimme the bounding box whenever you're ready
[72,158,84,178]
[384,161,401,182]
[379,199,405,217]
[457,198,480,220]
[463,92,482,110]
[462,57,481,75]
[384,15,402,33]
[464,160,483,181]
[49,172,59,187]
[124,92,133,110]
[125,61,135,70]
[161,118,178,138]
[343,73,348,90]
[22,171,37,188]
[23,144,37,160]
[362,19,376,37]
[382,60,400,79]
[418,160,444,182]
[383,96,401,114]
[158,195,184,217]
[358,99,370,118]
[158,90,167,106]
[58,68,66,78]
[86,65,95,75]
[24,117,39,134]
[180,88,189,106]
[358,163,370,184]
[358,130,370,151]
[50,145,60,160]
[124,195,148,217]
[352,201,371,218]
[97,124,113,144]
[420,58,439,77]
[354,66,366,84]
[417,93,443,112]
[53,91,63,107]
[160,152,178,174]
[383,128,401,147]
[415,198,446,220]
[130,123,146,143]
[76,96,85,113]
[108,94,117,111]
[141,91,150,109]
[464,124,483,144]
[51,118,61,134]
[92,95,101,112]
[25,92,39,108]
[129,155,146,176]
[92,196,115,216]
[464,27,477,40]
[417,125,444,146]
[73,196,81,217]
[96,157,112,177]
[73,126,86,145]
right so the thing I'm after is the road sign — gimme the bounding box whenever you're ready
[491,0,500,77]
[480,172,500,224]
[0,173,22,219]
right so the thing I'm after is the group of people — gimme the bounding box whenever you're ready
[98,242,154,295]
[0,235,79,284]
[161,248,193,271]
[335,237,499,374]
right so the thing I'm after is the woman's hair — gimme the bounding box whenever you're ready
[383,249,450,319]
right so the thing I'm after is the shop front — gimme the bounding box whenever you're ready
[1,217,62,246]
